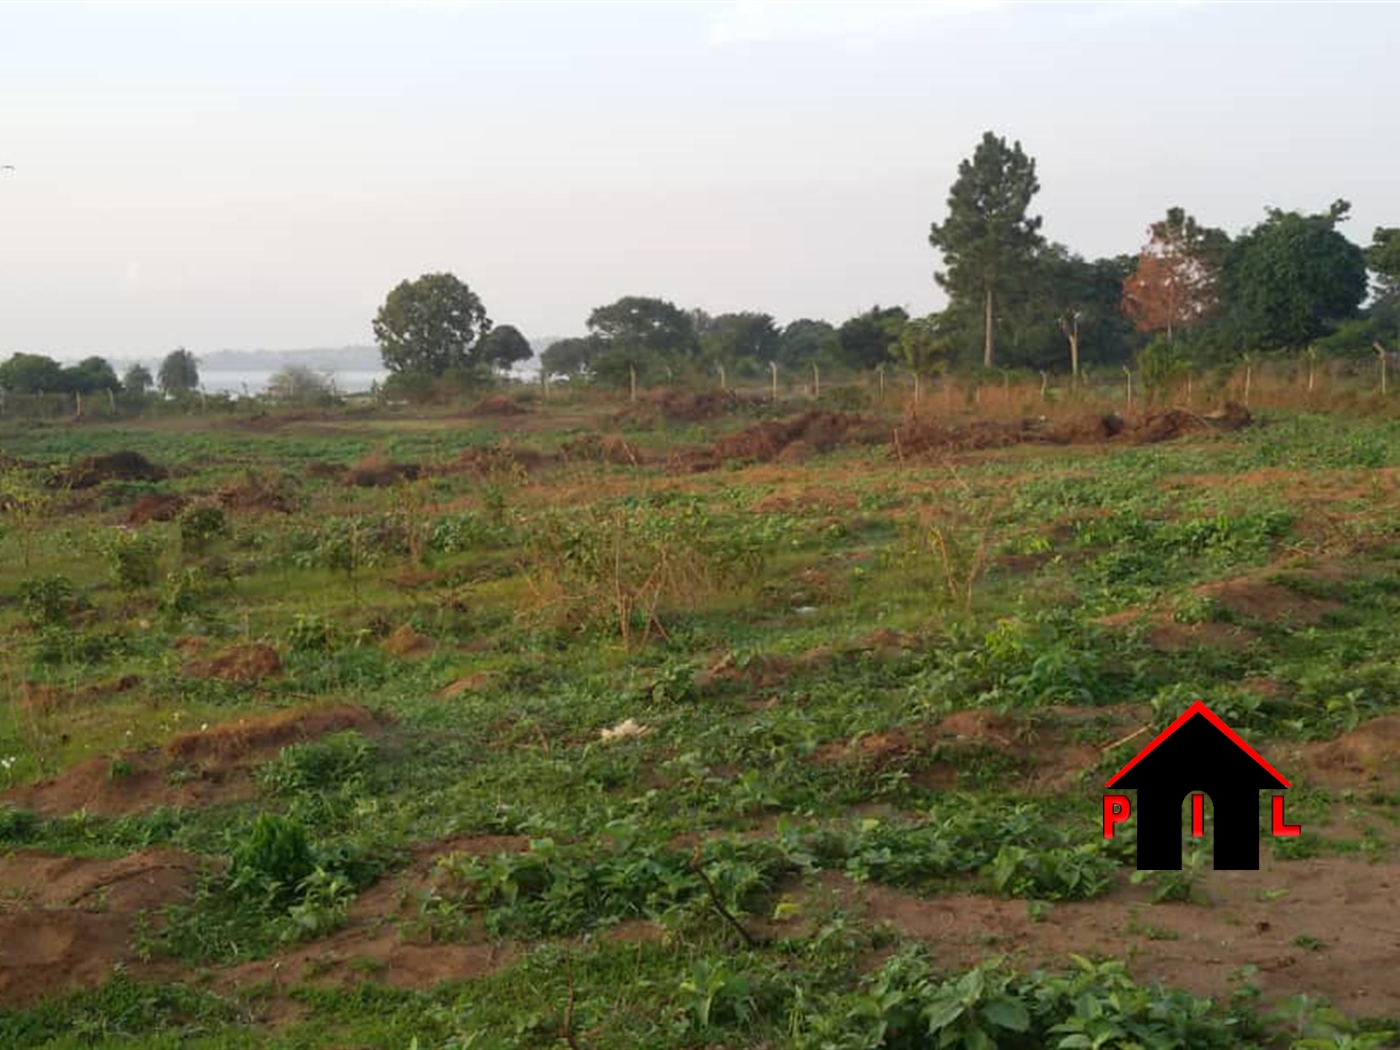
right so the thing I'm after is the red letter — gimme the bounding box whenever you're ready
[1191,793,1205,837]
[1272,794,1301,837]
[1103,794,1131,838]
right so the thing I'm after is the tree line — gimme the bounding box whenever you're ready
[0,349,197,399]
[368,131,1399,392]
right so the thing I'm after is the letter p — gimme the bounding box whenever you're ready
[1103,794,1131,839]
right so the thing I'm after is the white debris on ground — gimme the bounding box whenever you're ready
[600,718,651,742]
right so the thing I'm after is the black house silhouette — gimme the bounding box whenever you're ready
[1106,701,1290,870]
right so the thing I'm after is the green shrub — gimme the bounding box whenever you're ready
[178,503,229,555]
[229,814,316,907]
[102,528,162,592]
[17,575,78,629]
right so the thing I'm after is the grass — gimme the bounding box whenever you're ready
[2,393,1400,1046]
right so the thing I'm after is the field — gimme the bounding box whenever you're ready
[3,383,1400,1049]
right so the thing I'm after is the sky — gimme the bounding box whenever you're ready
[1,1,1396,359]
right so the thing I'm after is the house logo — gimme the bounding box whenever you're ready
[1102,701,1300,870]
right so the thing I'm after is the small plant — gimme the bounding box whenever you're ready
[102,528,162,592]
[1130,844,1210,903]
[17,575,79,629]
[178,502,229,556]
[229,814,316,908]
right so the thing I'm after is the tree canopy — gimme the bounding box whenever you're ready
[1121,208,1228,342]
[929,131,1044,368]
[372,273,492,378]
[478,324,533,373]
[837,306,908,370]
[1224,200,1368,350]
[159,348,200,395]
[585,296,699,385]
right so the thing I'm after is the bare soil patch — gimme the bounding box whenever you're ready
[839,852,1400,1019]
[470,394,527,417]
[0,849,204,1007]
[3,703,383,818]
[122,492,188,525]
[61,451,168,489]
[182,642,282,683]
[557,433,646,466]
[382,624,434,657]
[1293,713,1400,790]
[217,472,297,514]
[345,452,422,487]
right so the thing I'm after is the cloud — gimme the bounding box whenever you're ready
[705,0,1005,47]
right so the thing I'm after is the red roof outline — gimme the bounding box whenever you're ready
[1105,700,1291,789]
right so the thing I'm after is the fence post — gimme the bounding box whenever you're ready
[769,361,778,402]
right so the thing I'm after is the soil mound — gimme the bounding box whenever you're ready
[217,472,297,514]
[1298,713,1400,786]
[63,451,167,489]
[346,453,422,487]
[121,492,187,525]
[304,460,347,481]
[182,642,282,682]
[382,624,434,657]
[0,849,204,1006]
[470,394,527,416]
[558,433,644,465]
[2,703,383,818]
[678,411,887,472]
[452,442,550,476]
[892,403,1252,458]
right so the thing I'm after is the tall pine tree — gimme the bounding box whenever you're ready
[928,132,1044,368]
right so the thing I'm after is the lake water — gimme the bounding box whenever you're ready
[200,370,388,396]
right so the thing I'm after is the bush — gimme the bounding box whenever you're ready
[102,528,162,591]
[178,503,229,556]
[229,814,316,908]
[17,575,78,629]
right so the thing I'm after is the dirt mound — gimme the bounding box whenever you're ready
[892,404,1252,458]
[3,703,383,819]
[470,394,527,416]
[304,460,347,481]
[812,707,1125,793]
[62,450,167,489]
[452,442,550,476]
[121,492,187,525]
[1297,714,1400,787]
[558,433,645,465]
[182,642,282,682]
[614,389,751,427]
[1198,576,1341,626]
[678,411,887,472]
[0,849,203,1006]
[382,624,434,657]
[217,472,297,514]
[16,674,141,715]
[346,453,422,487]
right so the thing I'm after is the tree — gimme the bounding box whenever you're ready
[123,363,153,397]
[1121,208,1228,342]
[585,296,699,385]
[478,325,533,373]
[700,312,781,377]
[896,314,954,401]
[372,273,492,378]
[928,131,1044,368]
[540,336,599,380]
[1368,227,1400,306]
[62,356,121,394]
[1224,200,1368,350]
[837,306,908,370]
[1012,247,1135,375]
[158,348,200,396]
[267,365,333,403]
[776,319,842,369]
[0,353,66,393]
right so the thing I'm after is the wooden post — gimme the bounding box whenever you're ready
[1244,364,1253,407]
[812,362,820,400]
[629,363,637,403]
[877,363,886,398]
[541,369,549,401]
[107,388,116,414]
[769,361,778,402]
[75,391,83,417]
[1376,343,1389,397]
[1039,370,1049,401]
[913,371,921,405]
[1124,366,1133,411]
[717,362,726,391]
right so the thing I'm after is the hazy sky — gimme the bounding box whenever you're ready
[2,2,1396,358]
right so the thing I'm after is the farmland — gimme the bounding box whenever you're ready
[3,383,1400,1049]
